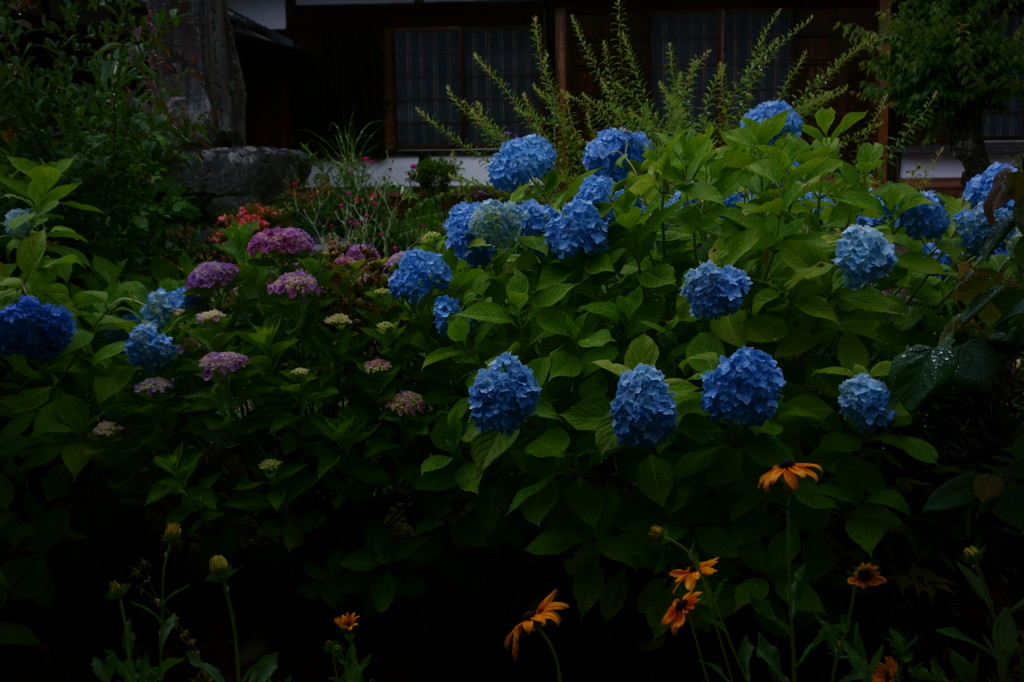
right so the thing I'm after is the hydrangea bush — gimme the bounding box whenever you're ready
[3,110,1023,680]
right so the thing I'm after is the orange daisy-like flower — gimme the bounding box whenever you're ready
[333,612,360,631]
[757,460,823,492]
[661,591,702,635]
[503,589,570,660]
[871,655,898,682]
[847,562,887,589]
[668,557,719,593]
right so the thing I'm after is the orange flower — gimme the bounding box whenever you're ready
[503,589,570,660]
[668,557,719,593]
[871,655,898,682]
[661,591,702,635]
[757,460,823,491]
[333,612,360,631]
[847,562,887,589]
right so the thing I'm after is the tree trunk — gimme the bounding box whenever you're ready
[143,0,246,147]
[949,108,990,188]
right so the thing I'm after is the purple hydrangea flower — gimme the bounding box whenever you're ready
[246,226,316,257]
[198,351,250,381]
[386,390,427,416]
[543,199,609,259]
[680,261,752,319]
[133,376,174,396]
[701,346,785,427]
[0,295,77,362]
[582,127,651,181]
[125,322,178,372]
[387,249,452,303]
[740,100,804,142]
[267,269,322,298]
[832,224,898,289]
[468,352,541,434]
[185,262,239,290]
[610,363,678,447]
[363,358,393,373]
[487,134,557,192]
[838,373,895,433]
[333,243,381,266]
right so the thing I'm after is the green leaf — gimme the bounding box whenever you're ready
[509,477,554,513]
[636,454,672,506]
[865,489,911,515]
[420,455,452,474]
[709,313,746,347]
[371,572,398,611]
[578,329,613,347]
[525,428,570,458]
[446,316,471,342]
[187,652,227,682]
[573,558,604,615]
[638,262,677,289]
[889,344,957,411]
[923,471,976,512]
[339,550,378,571]
[242,653,279,682]
[562,398,611,431]
[624,335,659,368]
[844,504,901,555]
[0,622,40,646]
[532,283,575,308]
[795,296,838,324]
[566,478,603,529]
[525,529,578,555]
[875,434,938,463]
[15,230,46,279]
[422,346,466,368]
[461,301,512,324]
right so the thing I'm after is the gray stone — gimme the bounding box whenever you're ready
[176,146,311,218]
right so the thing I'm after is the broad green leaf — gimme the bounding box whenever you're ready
[923,471,976,512]
[461,301,512,324]
[844,504,901,555]
[875,434,938,463]
[509,476,554,512]
[370,573,398,612]
[624,335,659,367]
[636,454,673,506]
[889,344,957,411]
[15,230,46,279]
[525,428,570,458]
[420,455,452,474]
[525,529,578,555]
[532,283,575,307]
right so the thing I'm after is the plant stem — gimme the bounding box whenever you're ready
[786,493,797,682]
[538,627,563,682]
[702,577,747,682]
[221,582,241,682]
[829,588,857,682]
[689,616,712,682]
[118,598,132,661]
[158,547,171,661]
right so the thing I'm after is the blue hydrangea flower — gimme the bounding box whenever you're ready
[443,201,492,266]
[723,192,748,208]
[0,295,77,362]
[3,207,33,239]
[610,363,678,447]
[124,322,178,372]
[740,100,804,142]
[832,224,898,289]
[922,241,952,266]
[139,287,187,328]
[582,127,651,181]
[543,199,608,259]
[387,248,452,303]
[838,373,895,433]
[487,134,557,192]
[962,161,1017,208]
[433,295,462,336]
[468,199,523,251]
[955,206,1015,257]
[799,191,837,215]
[701,346,785,427]
[519,198,558,237]
[895,190,949,241]
[468,352,541,434]
[680,261,752,319]
[573,175,616,204]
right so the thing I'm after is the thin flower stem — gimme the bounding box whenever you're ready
[118,598,132,660]
[221,582,242,682]
[829,588,857,682]
[701,577,747,682]
[786,493,797,682]
[538,627,563,682]
[689,616,712,682]
[157,547,171,662]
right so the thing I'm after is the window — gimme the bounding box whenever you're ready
[651,10,794,115]
[394,27,537,149]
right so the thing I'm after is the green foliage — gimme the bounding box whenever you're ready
[406,157,460,194]
[0,0,202,263]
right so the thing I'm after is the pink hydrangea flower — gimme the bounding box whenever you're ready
[246,227,316,257]
[267,270,322,298]
[133,377,173,396]
[363,358,393,374]
[185,261,239,290]
[386,390,426,416]
[198,351,249,381]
